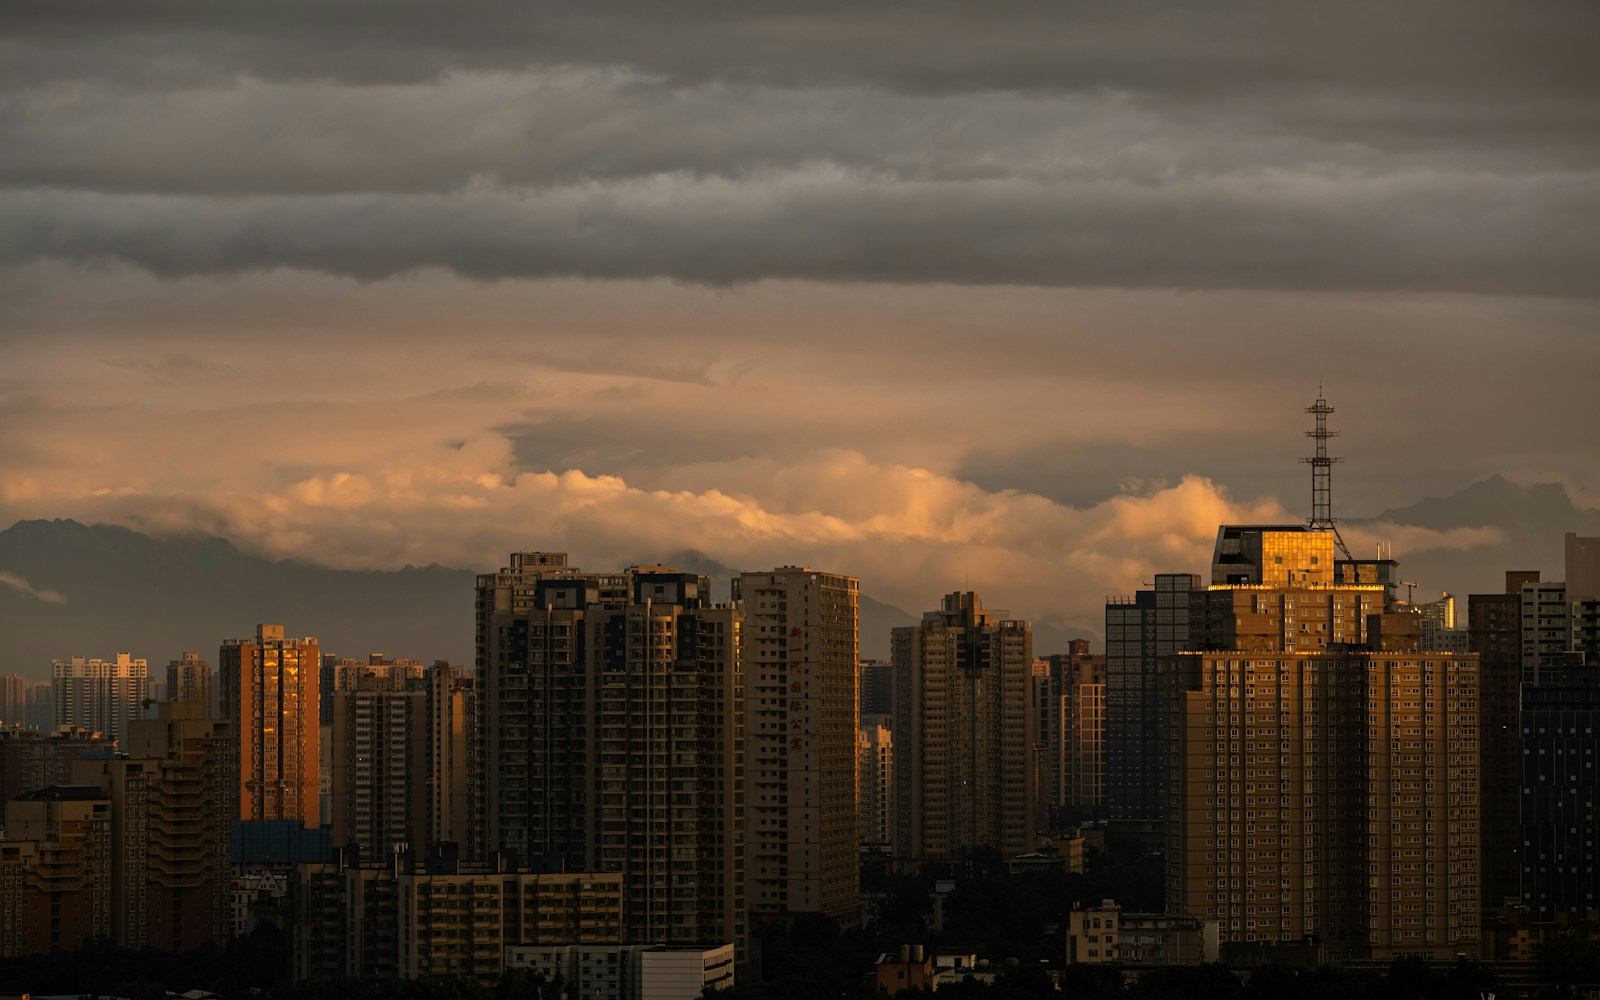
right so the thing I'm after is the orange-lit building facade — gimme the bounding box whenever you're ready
[220,624,320,828]
[1166,526,1480,961]
[1166,648,1480,960]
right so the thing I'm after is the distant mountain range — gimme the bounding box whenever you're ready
[3,474,1593,677]
[0,518,476,678]
[0,521,919,677]
[1356,473,1600,602]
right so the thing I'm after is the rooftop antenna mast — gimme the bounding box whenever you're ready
[1303,386,1353,560]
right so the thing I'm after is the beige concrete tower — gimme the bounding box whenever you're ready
[736,567,860,928]
[858,722,893,846]
[892,592,1035,863]
[51,652,148,745]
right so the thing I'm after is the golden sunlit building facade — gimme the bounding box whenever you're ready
[1166,649,1479,960]
[220,624,321,828]
[1166,526,1480,961]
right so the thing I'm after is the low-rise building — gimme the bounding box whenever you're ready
[505,943,734,1000]
[875,945,935,996]
[1066,901,1120,964]
[1068,899,1219,966]
[294,849,625,985]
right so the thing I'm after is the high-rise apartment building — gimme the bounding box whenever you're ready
[860,659,893,719]
[330,655,427,695]
[1470,571,1537,909]
[1569,533,1600,603]
[735,567,861,928]
[1165,525,1480,961]
[51,652,148,745]
[892,592,1034,863]
[475,551,615,862]
[24,680,53,731]
[1037,648,1106,822]
[1513,536,1600,920]
[426,663,478,851]
[1566,535,1600,665]
[1031,658,1055,831]
[325,658,467,854]
[0,786,113,956]
[0,726,116,803]
[0,674,27,729]
[478,555,746,953]
[1522,580,1571,679]
[1194,526,1383,652]
[101,701,235,950]
[1520,664,1600,921]
[1412,593,1468,652]
[330,673,427,862]
[219,624,321,828]
[1166,646,1479,960]
[1105,574,1198,821]
[166,652,213,713]
[858,721,893,846]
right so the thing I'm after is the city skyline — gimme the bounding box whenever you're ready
[2,5,1599,666]
[5,5,1600,995]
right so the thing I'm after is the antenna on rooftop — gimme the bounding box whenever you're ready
[1303,385,1353,560]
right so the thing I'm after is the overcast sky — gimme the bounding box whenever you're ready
[2,2,1597,638]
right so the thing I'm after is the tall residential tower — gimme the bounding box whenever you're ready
[478,555,747,954]
[735,567,861,928]
[892,592,1034,863]
[51,652,148,745]
[219,624,321,828]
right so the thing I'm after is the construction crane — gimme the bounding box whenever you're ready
[1399,580,1419,606]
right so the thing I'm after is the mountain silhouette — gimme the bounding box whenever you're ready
[1360,475,1600,600]
[0,519,473,679]
[0,521,924,678]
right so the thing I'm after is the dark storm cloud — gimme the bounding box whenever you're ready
[955,438,1294,511]
[5,169,1596,296]
[3,1,1596,104]
[5,73,1591,201]
[1,2,1596,165]
[1,3,1595,297]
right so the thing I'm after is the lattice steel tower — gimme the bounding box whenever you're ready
[1303,388,1353,559]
